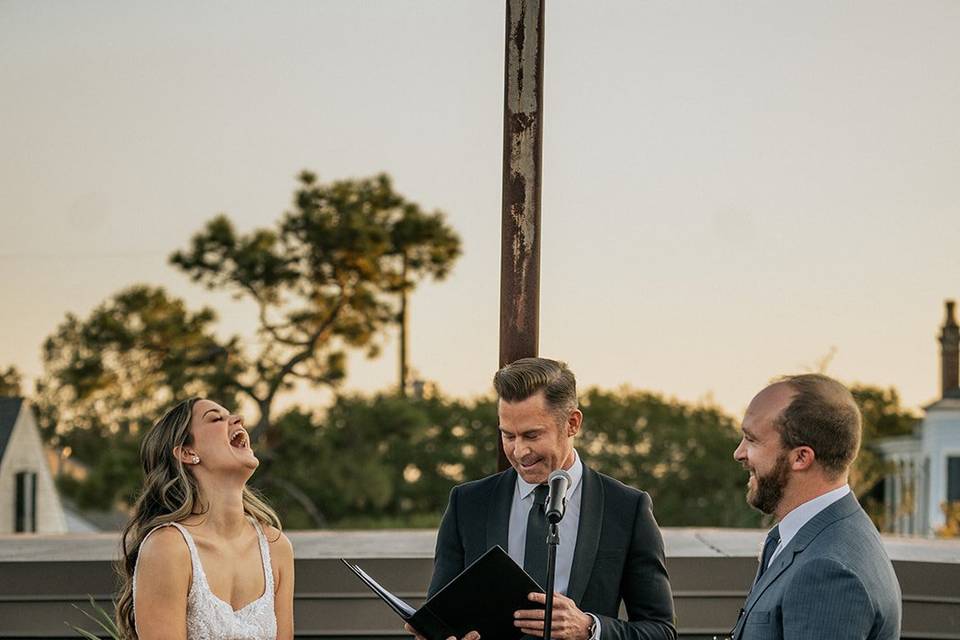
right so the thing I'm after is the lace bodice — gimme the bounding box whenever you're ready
[134,519,277,640]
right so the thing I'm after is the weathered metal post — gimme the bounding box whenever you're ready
[498,0,545,470]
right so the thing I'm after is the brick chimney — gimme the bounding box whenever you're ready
[940,300,959,398]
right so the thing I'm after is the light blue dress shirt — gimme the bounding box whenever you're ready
[507,450,600,639]
[767,484,852,566]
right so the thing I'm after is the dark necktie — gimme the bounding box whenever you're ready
[523,484,550,588]
[755,525,781,584]
[731,526,782,639]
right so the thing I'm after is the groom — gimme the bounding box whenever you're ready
[729,374,901,639]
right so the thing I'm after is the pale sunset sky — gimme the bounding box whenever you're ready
[2,1,959,418]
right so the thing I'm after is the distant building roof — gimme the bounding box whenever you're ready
[62,507,101,533]
[0,397,25,466]
[60,497,129,532]
[924,396,960,412]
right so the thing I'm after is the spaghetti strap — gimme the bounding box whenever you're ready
[166,521,198,555]
[250,519,275,594]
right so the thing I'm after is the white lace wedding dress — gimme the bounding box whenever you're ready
[134,519,276,639]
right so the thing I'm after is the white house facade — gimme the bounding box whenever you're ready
[0,397,67,534]
[876,300,960,535]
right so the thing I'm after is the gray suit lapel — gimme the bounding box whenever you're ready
[739,543,799,624]
[486,468,516,551]
[567,465,604,604]
[789,492,860,550]
[735,492,862,637]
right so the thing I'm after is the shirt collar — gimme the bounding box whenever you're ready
[775,484,851,549]
[516,449,584,501]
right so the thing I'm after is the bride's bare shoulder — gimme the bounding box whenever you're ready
[263,526,293,560]
[137,525,190,571]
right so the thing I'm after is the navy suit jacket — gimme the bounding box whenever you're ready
[732,492,901,640]
[428,465,677,640]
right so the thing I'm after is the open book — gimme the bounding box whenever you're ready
[341,545,544,640]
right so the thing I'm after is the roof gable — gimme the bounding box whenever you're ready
[0,397,25,465]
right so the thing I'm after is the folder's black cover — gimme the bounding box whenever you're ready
[341,545,544,640]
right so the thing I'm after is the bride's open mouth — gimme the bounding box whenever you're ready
[229,428,249,449]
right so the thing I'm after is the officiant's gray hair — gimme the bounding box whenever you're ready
[493,357,578,420]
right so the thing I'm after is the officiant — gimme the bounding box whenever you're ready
[411,358,676,640]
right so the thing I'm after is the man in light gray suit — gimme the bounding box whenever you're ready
[729,374,901,640]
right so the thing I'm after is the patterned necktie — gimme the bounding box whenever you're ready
[755,525,781,584]
[523,484,550,588]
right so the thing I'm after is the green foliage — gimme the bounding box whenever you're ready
[169,171,461,441]
[852,385,917,440]
[0,365,23,396]
[578,387,761,527]
[68,596,119,640]
[262,393,497,527]
[849,384,919,525]
[260,388,759,529]
[36,285,242,509]
[37,172,460,518]
[936,501,960,538]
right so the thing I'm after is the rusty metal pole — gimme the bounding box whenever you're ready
[498,0,545,471]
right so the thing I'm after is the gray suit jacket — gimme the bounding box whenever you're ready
[732,493,901,640]
[427,465,677,640]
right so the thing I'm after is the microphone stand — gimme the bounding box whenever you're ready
[542,521,560,640]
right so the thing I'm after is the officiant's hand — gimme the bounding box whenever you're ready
[403,622,479,640]
[514,592,594,640]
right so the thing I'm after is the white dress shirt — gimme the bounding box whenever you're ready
[768,484,851,566]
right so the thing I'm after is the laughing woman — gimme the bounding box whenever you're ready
[114,398,294,640]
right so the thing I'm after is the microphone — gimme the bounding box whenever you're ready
[545,469,572,524]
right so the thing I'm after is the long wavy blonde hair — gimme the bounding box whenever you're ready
[115,397,281,639]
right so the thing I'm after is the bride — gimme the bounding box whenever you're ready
[114,397,294,639]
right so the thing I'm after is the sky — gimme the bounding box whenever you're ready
[2,1,959,419]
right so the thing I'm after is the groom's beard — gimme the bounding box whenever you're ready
[747,451,791,515]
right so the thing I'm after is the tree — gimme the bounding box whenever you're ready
[388,207,461,395]
[261,387,759,529]
[170,171,461,440]
[849,384,919,527]
[35,172,459,520]
[578,387,761,527]
[0,366,22,396]
[851,385,917,441]
[266,392,497,528]
[36,285,240,508]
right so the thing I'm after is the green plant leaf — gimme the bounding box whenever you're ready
[67,596,120,640]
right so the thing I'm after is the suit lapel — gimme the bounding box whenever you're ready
[788,492,860,551]
[734,492,862,638]
[738,544,799,625]
[567,464,603,604]
[486,468,516,551]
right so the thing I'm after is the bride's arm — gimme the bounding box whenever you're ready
[269,528,295,640]
[133,527,190,639]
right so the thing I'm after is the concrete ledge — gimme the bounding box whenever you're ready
[6,527,959,562]
[0,529,958,639]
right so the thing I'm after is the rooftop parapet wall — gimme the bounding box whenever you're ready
[1,529,958,639]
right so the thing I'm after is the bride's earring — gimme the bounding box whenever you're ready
[192,455,200,464]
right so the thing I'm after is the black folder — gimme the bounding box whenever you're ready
[341,545,544,640]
